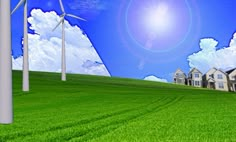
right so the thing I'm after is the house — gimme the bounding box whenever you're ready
[226,68,236,92]
[202,68,217,89]
[203,68,229,91]
[187,68,202,87]
[173,68,187,85]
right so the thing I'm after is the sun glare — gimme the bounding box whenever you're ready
[144,3,173,34]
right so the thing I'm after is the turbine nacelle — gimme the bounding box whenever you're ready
[53,0,86,31]
[60,13,66,18]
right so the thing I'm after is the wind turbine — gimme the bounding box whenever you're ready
[53,0,86,81]
[0,0,13,124]
[11,0,29,92]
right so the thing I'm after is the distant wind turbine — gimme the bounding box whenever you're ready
[0,0,13,124]
[11,0,29,92]
[53,0,86,81]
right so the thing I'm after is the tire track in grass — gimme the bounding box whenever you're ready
[0,97,168,141]
[4,97,169,141]
[67,96,184,142]
[8,97,177,142]
[49,96,183,142]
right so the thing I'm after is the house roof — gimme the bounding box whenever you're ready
[204,67,227,76]
[174,68,186,77]
[189,68,202,74]
[175,68,184,73]
[215,69,228,76]
[204,67,217,75]
[226,68,236,74]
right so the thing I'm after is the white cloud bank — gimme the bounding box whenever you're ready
[188,32,236,73]
[12,9,110,76]
[144,75,168,83]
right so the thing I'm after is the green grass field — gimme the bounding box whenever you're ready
[0,70,236,141]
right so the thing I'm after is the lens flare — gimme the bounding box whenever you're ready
[125,0,193,53]
[144,2,173,34]
[118,0,200,63]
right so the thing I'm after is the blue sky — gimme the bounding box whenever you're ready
[11,0,236,82]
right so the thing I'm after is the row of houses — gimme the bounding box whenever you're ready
[173,67,236,92]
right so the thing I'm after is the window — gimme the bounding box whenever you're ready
[176,73,184,78]
[194,81,200,86]
[217,74,223,79]
[194,73,199,78]
[233,75,236,80]
[209,74,214,79]
[231,76,235,80]
[176,73,180,77]
[218,82,224,89]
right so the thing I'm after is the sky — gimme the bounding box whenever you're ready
[10,0,236,82]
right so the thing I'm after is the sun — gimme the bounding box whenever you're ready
[125,0,192,53]
[143,2,173,34]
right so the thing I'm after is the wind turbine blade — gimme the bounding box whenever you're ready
[11,0,26,15]
[52,18,64,31]
[59,0,65,13]
[66,14,86,21]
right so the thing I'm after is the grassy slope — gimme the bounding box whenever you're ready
[0,70,236,141]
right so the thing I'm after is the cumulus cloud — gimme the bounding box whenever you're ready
[187,32,236,73]
[143,75,168,83]
[12,9,110,76]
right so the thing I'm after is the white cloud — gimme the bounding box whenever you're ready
[12,9,110,76]
[187,32,236,73]
[143,75,168,83]
[68,0,107,11]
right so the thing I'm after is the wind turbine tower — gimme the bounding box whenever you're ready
[53,0,86,81]
[0,0,13,124]
[12,0,29,92]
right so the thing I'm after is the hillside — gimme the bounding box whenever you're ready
[0,70,236,141]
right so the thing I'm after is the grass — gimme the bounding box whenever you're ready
[0,70,236,141]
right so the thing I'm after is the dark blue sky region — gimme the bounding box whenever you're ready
[11,0,236,81]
